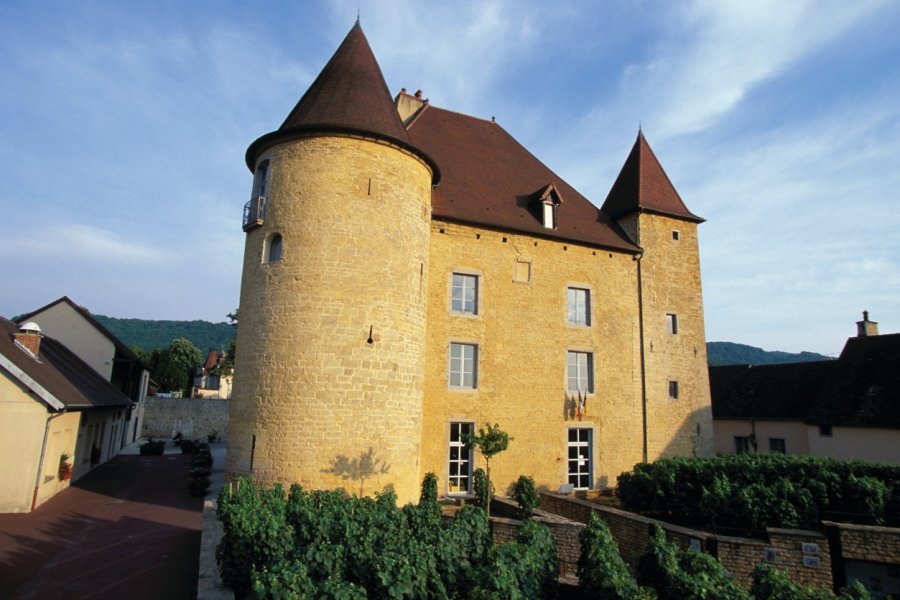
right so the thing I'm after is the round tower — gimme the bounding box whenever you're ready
[226,23,439,503]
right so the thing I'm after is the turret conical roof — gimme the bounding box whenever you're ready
[246,22,437,179]
[279,22,411,141]
[600,131,703,222]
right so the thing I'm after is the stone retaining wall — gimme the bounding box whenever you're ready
[539,492,833,590]
[142,396,229,441]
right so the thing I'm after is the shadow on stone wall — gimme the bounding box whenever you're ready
[323,447,390,497]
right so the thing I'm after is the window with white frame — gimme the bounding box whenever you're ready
[542,201,557,229]
[567,351,593,393]
[567,287,591,326]
[448,422,473,494]
[449,343,477,389]
[665,313,678,335]
[567,428,592,490]
[451,273,478,315]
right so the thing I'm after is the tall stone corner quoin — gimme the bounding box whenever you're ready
[225,22,713,505]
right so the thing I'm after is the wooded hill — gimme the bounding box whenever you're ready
[93,315,831,366]
[93,315,235,352]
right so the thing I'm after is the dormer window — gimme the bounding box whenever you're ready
[543,201,557,229]
[535,183,563,229]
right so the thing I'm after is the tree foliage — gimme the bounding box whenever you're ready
[578,513,651,599]
[464,423,511,517]
[147,337,202,394]
[218,475,559,599]
[617,454,900,531]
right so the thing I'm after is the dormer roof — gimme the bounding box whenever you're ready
[601,131,703,223]
[246,22,439,182]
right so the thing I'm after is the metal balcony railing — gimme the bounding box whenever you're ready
[242,196,266,231]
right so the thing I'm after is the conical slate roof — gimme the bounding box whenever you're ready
[246,22,436,179]
[280,22,410,141]
[601,131,703,222]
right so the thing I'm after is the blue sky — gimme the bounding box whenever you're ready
[1,0,898,356]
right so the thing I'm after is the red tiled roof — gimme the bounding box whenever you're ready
[0,317,133,410]
[246,23,439,181]
[601,131,703,222]
[406,105,640,252]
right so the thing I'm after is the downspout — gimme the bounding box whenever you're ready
[32,410,66,511]
[636,252,648,463]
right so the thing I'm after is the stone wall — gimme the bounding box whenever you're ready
[539,492,833,590]
[824,521,900,565]
[143,396,229,441]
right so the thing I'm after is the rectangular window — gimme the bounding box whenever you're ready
[768,438,786,454]
[819,424,832,437]
[668,380,679,399]
[734,436,750,454]
[543,202,556,228]
[451,273,478,314]
[448,422,473,494]
[567,287,591,326]
[665,313,678,335]
[255,160,269,198]
[567,351,594,393]
[567,428,592,490]
[449,343,477,389]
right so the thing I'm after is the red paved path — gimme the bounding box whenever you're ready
[0,453,203,599]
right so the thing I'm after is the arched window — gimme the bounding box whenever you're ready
[267,234,283,263]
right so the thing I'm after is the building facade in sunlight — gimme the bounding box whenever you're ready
[226,22,713,503]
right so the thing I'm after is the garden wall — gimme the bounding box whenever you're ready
[142,396,229,441]
[489,497,585,581]
[539,492,833,590]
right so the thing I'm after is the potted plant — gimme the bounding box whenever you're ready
[58,453,73,481]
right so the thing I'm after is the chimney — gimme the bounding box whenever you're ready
[395,87,428,123]
[856,310,879,337]
[15,321,43,356]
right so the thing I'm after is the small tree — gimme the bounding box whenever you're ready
[464,423,511,517]
[512,475,539,519]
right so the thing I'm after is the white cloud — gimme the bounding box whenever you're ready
[1,223,165,264]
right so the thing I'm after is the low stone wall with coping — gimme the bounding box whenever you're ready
[539,491,833,590]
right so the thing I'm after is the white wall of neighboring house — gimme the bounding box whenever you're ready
[26,303,115,380]
[714,419,810,456]
[806,425,900,465]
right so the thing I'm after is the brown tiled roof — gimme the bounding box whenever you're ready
[406,105,640,252]
[0,317,133,410]
[807,333,900,428]
[709,362,834,420]
[16,296,146,370]
[246,23,438,181]
[601,131,703,222]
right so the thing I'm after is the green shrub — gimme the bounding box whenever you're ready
[617,454,900,531]
[512,475,539,518]
[215,479,294,597]
[139,438,165,456]
[475,519,559,599]
[637,526,749,600]
[473,468,494,512]
[750,563,836,600]
[578,513,647,599]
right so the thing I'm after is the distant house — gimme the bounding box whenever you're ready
[711,312,900,464]
[193,348,232,399]
[16,296,150,445]
[0,318,133,512]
